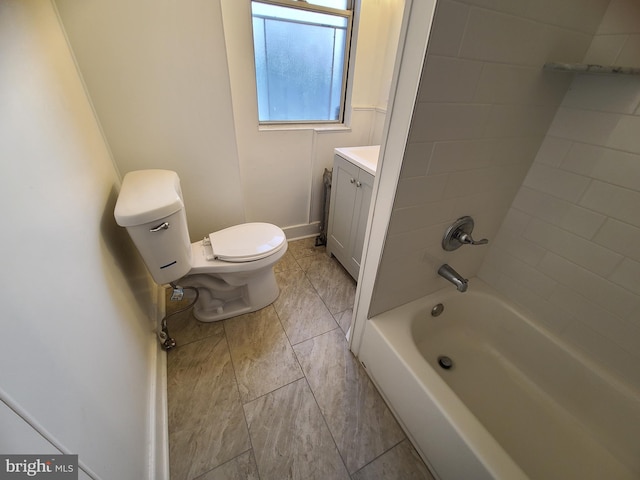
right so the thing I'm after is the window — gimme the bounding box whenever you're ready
[251,0,353,124]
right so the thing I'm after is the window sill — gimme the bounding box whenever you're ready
[257,123,352,133]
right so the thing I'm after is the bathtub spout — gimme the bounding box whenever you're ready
[438,264,468,292]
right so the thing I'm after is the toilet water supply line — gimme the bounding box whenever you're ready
[158,283,200,351]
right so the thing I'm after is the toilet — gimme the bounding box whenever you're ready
[114,169,287,322]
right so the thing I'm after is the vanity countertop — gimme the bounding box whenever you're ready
[334,145,380,176]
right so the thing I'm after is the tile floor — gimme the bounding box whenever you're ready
[165,238,434,480]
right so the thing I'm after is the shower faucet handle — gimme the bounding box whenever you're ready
[457,232,488,246]
[442,216,489,251]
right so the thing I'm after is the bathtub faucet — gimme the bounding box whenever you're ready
[438,264,468,293]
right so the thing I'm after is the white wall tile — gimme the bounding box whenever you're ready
[388,200,455,234]
[394,173,448,208]
[522,163,591,202]
[562,321,640,388]
[579,180,640,227]
[500,207,533,234]
[524,0,609,34]
[597,0,640,35]
[513,187,605,238]
[474,0,640,392]
[371,0,632,327]
[538,253,638,318]
[609,258,640,296]
[523,218,623,276]
[487,248,557,298]
[548,285,640,354]
[483,104,558,138]
[593,218,640,263]
[491,229,547,266]
[418,56,484,103]
[459,8,546,66]
[549,107,623,145]
[443,163,524,200]
[491,273,573,332]
[492,136,544,166]
[533,136,572,167]
[451,185,518,225]
[400,142,433,178]
[473,64,571,106]
[426,0,470,57]
[616,34,640,68]
[562,74,640,114]
[583,34,627,65]
[540,25,593,64]
[561,143,640,191]
[607,114,640,152]
[385,221,450,258]
[459,0,527,16]
[427,139,496,174]
[409,103,492,142]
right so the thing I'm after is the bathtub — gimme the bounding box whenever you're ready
[358,279,639,480]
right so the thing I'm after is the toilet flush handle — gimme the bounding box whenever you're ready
[150,222,170,232]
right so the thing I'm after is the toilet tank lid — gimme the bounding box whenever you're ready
[114,170,184,227]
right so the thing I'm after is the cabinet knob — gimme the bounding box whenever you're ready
[350,178,356,184]
[356,181,362,187]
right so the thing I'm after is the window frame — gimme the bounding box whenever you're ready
[250,0,355,126]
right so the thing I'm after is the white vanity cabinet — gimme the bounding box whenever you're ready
[327,146,379,280]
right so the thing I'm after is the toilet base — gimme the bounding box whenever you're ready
[179,263,282,322]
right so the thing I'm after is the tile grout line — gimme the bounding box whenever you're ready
[295,352,353,479]
[281,241,354,477]
[221,320,263,480]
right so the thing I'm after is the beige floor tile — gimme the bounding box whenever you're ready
[274,269,339,345]
[274,247,301,273]
[195,450,259,480]
[294,329,405,473]
[244,378,350,480]
[224,306,303,403]
[334,308,353,335]
[168,334,250,479]
[297,253,356,314]
[288,237,326,260]
[352,440,434,480]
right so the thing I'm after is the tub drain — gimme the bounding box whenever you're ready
[437,355,453,370]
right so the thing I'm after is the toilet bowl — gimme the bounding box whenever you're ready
[114,169,287,322]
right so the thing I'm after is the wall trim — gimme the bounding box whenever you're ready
[283,221,321,241]
[148,284,169,480]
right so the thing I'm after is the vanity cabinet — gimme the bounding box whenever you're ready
[327,152,375,280]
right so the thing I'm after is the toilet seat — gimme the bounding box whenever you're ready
[206,223,286,262]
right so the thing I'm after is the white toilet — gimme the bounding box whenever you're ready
[114,169,287,322]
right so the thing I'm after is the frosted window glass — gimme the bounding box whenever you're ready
[252,2,350,123]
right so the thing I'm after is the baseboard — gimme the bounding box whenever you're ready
[282,222,321,241]
[148,284,169,480]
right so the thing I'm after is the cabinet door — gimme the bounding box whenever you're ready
[327,156,360,262]
[348,169,374,276]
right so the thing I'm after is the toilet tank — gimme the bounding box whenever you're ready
[114,170,192,285]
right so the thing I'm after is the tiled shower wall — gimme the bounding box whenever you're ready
[370,0,609,314]
[479,0,640,390]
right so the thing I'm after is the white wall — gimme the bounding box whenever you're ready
[369,0,609,315]
[480,0,640,391]
[0,1,160,478]
[54,0,404,240]
[221,0,405,233]
[54,0,246,241]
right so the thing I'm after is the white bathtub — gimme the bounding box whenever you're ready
[359,279,639,480]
